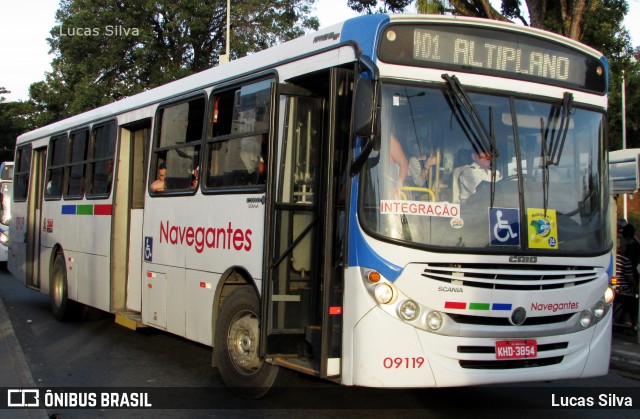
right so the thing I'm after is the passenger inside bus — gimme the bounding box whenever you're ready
[190,166,199,189]
[407,138,437,189]
[150,162,166,192]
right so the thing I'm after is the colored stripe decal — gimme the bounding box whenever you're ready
[94,204,113,215]
[61,205,76,214]
[445,302,514,311]
[60,204,113,216]
[77,205,93,215]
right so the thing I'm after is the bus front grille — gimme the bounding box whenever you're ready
[422,263,598,290]
[459,356,564,369]
[448,312,574,326]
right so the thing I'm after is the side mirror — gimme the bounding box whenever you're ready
[353,78,375,137]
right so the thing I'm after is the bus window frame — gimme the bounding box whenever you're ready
[86,120,117,200]
[13,145,32,203]
[45,133,69,201]
[202,75,275,195]
[64,127,90,200]
[149,92,207,197]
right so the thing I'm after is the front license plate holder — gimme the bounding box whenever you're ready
[495,340,537,359]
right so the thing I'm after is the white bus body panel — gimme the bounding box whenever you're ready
[141,192,266,344]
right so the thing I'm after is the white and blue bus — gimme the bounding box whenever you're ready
[10,14,614,396]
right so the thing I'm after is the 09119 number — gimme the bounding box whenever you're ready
[383,357,425,369]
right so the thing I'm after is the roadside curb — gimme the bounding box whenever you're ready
[0,296,49,418]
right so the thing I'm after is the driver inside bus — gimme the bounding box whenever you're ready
[458,150,501,203]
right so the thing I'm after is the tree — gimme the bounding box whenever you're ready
[347,0,412,13]
[31,0,319,123]
[0,87,28,161]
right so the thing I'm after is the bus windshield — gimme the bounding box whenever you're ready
[360,81,610,254]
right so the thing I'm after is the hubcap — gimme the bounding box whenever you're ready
[227,311,262,375]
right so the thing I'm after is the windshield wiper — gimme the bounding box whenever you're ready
[540,92,574,213]
[442,73,499,206]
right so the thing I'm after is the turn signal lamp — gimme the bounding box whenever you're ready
[368,271,382,283]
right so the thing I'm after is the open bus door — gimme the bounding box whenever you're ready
[261,70,352,379]
[214,70,352,396]
[27,148,46,289]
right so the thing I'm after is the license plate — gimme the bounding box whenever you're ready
[495,340,537,359]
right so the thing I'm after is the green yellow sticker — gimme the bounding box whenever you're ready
[527,208,558,249]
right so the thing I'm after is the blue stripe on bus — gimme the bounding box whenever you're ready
[61,205,76,215]
[340,14,390,62]
[492,303,513,311]
[347,141,402,282]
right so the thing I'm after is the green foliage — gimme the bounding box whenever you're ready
[347,0,412,14]
[27,0,319,124]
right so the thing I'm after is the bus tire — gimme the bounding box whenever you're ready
[214,286,283,398]
[50,254,80,321]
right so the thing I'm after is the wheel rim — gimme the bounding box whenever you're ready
[227,310,262,375]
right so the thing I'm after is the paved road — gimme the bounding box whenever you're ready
[1,270,639,418]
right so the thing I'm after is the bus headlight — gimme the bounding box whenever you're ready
[398,300,419,321]
[604,286,615,304]
[593,300,605,318]
[426,311,443,330]
[374,283,396,305]
[579,310,592,328]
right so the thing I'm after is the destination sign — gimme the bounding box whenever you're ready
[378,25,606,94]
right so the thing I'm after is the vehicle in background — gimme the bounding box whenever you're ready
[0,161,14,226]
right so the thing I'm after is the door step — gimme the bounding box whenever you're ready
[115,311,146,330]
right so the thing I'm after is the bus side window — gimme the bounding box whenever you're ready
[46,135,68,200]
[88,122,117,197]
[66,129,89,199]
[13,146,31,202]
[151,96,205,194]
[204,78,272,192]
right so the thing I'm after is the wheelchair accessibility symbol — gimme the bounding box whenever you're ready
[489,208,520,246]
[144,237,153,262]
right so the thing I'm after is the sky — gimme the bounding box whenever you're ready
[1,0,640,102]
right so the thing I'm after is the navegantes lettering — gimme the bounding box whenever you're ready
[160,220,252,253]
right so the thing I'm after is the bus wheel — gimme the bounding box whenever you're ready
[50,254,80,321]
[214,286,282,398]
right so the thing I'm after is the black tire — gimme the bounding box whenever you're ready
[50,253,81,321]
[214,286,285,398]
